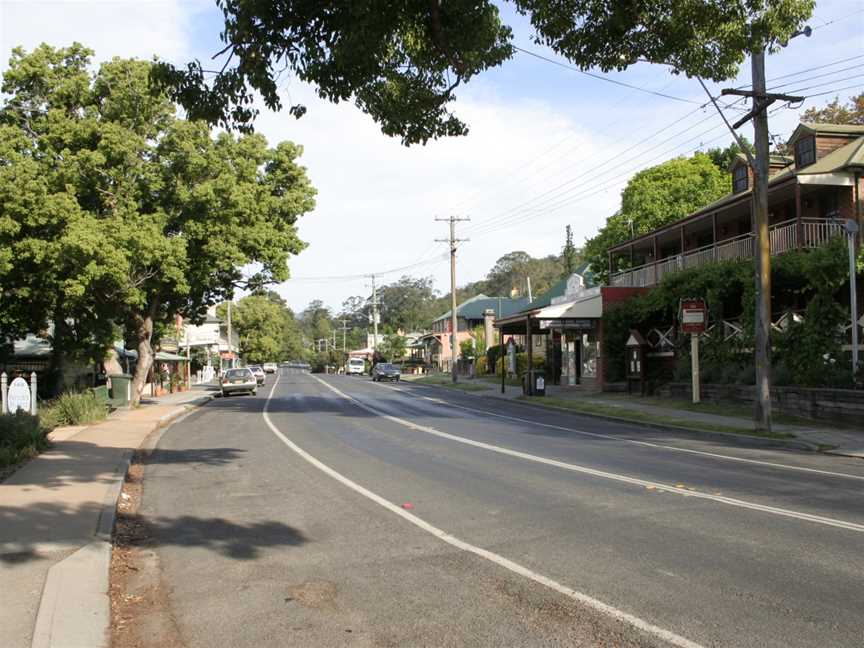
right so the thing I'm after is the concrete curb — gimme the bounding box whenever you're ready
[30,394,214,648]
[400,380,821,453]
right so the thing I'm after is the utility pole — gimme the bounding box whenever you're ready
[436,216,470,383]
[367,274,380,356]
[226,300,233,370]
[703,40,804,434]
[340,319,350,373]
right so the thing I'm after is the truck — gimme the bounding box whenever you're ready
[346,358,366,376]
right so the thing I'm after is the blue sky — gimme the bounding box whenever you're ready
[2,0,862,315]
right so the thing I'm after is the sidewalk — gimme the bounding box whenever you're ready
[0,387,214,648]
[408,377,864,458]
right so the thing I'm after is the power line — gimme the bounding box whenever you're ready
[285,252,450,283]
[767,64,864,92]
[783,73,864,96]
[462,99,745,236]
[800,83,864,100]
[512,45,702,104]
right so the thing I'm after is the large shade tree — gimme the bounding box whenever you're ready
[0,44,316,402]
[585,152,728,283]
[158,1,813,146]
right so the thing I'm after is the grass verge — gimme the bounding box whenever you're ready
[587,393,832,429]
[518,396,797,440]
[406,375,491,392]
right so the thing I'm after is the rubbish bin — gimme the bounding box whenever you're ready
[108,374,133,407]
[529,369,546,397]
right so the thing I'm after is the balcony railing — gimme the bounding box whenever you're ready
[610,218,843,288]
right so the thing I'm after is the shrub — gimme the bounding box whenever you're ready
[0,412,50,470]
[42,391,108,427]
[475,355,488,375]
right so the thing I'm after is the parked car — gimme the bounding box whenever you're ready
[263,362,278,374]
[346,358,366,375]
[221,368,257,396]
[371,363,401,382]
[248,365,266,385]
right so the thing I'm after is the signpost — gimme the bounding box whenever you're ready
[681,299,707,404]
[7,376,32,414]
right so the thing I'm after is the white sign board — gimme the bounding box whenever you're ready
[682,310,706,325]
[7,377,31,414]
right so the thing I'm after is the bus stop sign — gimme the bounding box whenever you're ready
[681,299,707,334]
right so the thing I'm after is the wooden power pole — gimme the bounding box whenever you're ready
[717,49,803,433]
[436,216,469,383]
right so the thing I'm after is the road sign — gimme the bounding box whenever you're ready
[7,377,31,414]
[681,299,707,334]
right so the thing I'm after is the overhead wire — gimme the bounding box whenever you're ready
[511,45,702,105]
[461,98,746,237]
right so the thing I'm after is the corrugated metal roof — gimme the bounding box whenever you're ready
[432,294,530,323]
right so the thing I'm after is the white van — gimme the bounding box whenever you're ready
[346,358,366,375]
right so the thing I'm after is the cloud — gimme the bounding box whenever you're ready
[0,0,210,68]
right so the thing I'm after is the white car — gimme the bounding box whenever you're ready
[346,358,365,375]
[220,368,257,396]
[263,362,278,374]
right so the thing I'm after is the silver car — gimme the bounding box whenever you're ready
[221,368,257,396]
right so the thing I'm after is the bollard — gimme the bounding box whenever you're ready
[1,372,6,414]
[30,372,38,415]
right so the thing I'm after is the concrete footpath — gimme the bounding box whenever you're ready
[0,387,215,648]
[406,377,864,458]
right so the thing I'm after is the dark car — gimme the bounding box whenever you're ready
[371,363,401,382]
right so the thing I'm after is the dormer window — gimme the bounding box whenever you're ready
[795,136,816,167]
[732,165,749,193]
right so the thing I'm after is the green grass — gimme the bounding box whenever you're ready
[40,390,108,428]
[518,396,796,440]
[476,375,522,387]
[407,375,491,392]
[588,393,840,429]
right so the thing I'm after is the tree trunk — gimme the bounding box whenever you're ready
[48,309,69,397]
[104,346,124,375]
[130,303,158,406]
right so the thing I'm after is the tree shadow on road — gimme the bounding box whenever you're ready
[116,512,308,560]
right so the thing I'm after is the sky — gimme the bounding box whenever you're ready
[1,0,863,315]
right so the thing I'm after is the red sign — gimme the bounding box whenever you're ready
[681,299,707,334]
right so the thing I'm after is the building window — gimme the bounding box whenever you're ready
[732,165,749,193]
[795,136,816,167]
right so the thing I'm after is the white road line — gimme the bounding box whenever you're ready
[314,376,864,534]
[264,373,704,648]
[373,381,864,483]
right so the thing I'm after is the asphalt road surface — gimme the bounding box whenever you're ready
[138,368,864,647]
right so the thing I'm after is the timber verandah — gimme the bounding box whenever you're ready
[608,122,864,288]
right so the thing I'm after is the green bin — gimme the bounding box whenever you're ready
[108,374,133,407]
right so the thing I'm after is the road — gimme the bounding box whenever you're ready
[132,368,864,647]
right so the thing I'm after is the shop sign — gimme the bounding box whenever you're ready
[681,299,707,334]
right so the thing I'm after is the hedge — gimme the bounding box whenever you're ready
[602,240,855,388]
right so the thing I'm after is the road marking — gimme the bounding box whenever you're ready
[313,376,864,534]
[264,374,704,648]
[371,381,864,484]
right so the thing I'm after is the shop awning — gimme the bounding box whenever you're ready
[155,351,188,362]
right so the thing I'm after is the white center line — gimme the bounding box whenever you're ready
[266,371,704,648]
[374,381,864,483]
[314,375,864,534]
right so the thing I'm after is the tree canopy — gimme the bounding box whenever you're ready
[0,44,316,400]
[584,152,728,282]
[802,93,864,125]
[157,1,813,145]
